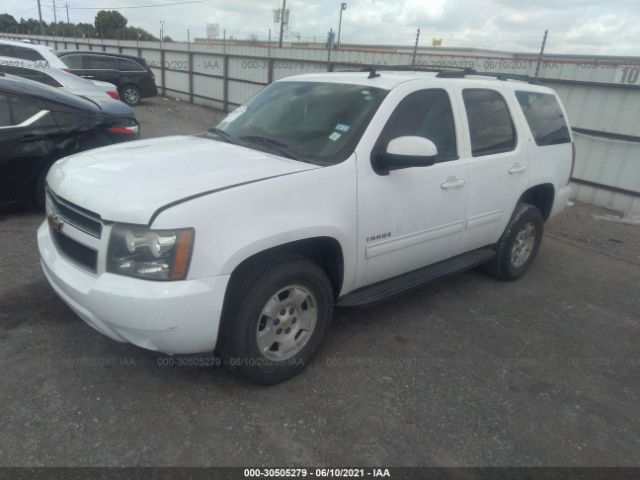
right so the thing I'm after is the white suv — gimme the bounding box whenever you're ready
[38,69,574,384]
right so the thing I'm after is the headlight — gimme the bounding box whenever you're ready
[107,225,194,281]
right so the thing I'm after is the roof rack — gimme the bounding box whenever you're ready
[358,64,538,83]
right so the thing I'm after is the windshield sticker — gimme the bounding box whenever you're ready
[335,123,350,132]
[361,90,371,95]
[329,132,342,142]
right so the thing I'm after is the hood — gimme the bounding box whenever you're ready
[47,135,317,224]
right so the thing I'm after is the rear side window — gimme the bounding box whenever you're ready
[463,89,516,157]
[0,65,62,87]
[118,58,145,71]
[0,44,46,62]
[378,89,458,162]
[12,97,41,124]
[86,55,118,70]
[0,95,11,126]
[61,54,84,69]
[516,91,571,146]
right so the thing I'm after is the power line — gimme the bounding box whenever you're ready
[66,0,216,9]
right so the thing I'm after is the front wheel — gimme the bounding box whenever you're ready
[484,203,544,281]
[219,255,334,385]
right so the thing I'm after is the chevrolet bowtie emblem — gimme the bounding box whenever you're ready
[48,213,63,232]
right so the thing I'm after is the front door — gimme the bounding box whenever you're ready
[355,86,470,289]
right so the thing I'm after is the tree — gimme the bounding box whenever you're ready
[0,13,18,32]
[94,10,127,37]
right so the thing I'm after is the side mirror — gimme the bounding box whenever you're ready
[373,136,438,175]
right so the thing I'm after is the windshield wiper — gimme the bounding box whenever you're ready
[207,127,237,144]
[238,135,301,161]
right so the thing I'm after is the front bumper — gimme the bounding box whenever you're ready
[38,221,229,354]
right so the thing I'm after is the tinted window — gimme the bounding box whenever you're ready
[378,89,457,162]
[0,65,62,87]
[86,55,118,69]
[0,44,46,62]
[118,58,145,71]
[61,54,84,69]
[0,95,11,126]
[12,97,41,124]
[516,91,571,146]
[463,89,516,156]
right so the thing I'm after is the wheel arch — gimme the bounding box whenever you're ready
[518,183,555,221]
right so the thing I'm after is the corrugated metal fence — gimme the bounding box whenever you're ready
[3,33,639,215]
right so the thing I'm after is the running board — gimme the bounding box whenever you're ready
[336,247,496,307]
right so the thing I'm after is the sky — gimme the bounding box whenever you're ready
[4,0,640,55]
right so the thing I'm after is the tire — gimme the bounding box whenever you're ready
[120,85,141,106]
[484,203,544,281]
[219,254,334,385]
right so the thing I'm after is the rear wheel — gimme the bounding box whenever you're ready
[120,85,141,106]
[219,255,334,385]
[484,203,544,281]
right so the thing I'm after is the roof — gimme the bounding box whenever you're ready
[0,73,99,112]
[279,70,556,95]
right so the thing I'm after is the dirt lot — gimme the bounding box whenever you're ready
[0,97,639,467]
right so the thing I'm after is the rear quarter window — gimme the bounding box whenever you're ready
[515,91,571,146]
[117,59,145,71]
[0,45,46,62]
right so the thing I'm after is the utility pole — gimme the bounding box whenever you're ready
[534,29,548,79]
[65,3,70,24]
[160,20,165,48]
[52,0,57,24]
[278,0,286,48]
[336,2,347,49]
[37,0,44,36]
[411,28,420,66]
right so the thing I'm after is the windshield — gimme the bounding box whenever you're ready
[213,81,388,165]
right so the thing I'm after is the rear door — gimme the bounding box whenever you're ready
[458,87,529,252]
[0,93,59,203]
[77,54,121,87]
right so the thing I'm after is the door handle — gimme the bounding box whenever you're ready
[509,164,526,174]
[441,177,466,189]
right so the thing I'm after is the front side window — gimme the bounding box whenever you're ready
[516,91,571,146]
[61,54,84,69]
[10,97,54,127]
[463,89,516,157]
[376,88,458,162]
[215,81,387,165]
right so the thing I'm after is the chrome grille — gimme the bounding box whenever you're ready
[47,189,103,238]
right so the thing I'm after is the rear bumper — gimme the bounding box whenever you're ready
[38,221,229,354]
[550,184,572,218]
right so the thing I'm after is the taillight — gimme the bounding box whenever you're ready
[62,68,71,73]
[107,125,139,136]
[568,142,576,185]
[107,91,120,100]
[150,72,155,81]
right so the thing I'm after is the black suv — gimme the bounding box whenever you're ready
[0,73,140,209]
[55,51,158,106]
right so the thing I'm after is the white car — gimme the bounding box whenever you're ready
[38,69,574,384]
[0,39,68,70]
[0,62,120,101]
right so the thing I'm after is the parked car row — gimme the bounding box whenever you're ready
[0,39,150,209]
[0,39,158,105]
